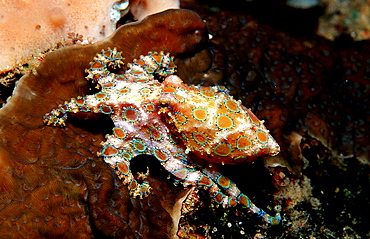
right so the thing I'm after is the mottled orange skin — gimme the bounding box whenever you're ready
[160,78,280,164]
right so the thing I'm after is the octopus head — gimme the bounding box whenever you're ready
[160,75,280,165]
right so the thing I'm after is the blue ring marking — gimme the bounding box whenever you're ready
[213,191,225,204]
[149,53,163,66]
[269,214,282,225]
[90,60,107,71]
[237,193,251,209]
[192,131,208,145]
[192,107,208,122]
[232,156,249,163]
[113,127,127,140]
[223,99,240,113]
[128,69,146,76]
[144,66,155,74]
[99,105,113,114]
[101,144,119,157]
[139,87,152,96]
[227,197,238,207]
[59,105,70,114]
[174,112,188,125]
[152,148,170,162]
[133,78,150,83]
[213,142,233,157]
[116,75,128,81]
[101,49,124,64]
[116,161,130,175]
[79,106,90,112]
[101,81,116,89]
[148,126,163,141]
[117,87,131,95]
[131,139,147,153]
[197,175,214,187]
[216,175,231,189]
[143,102,156,113]
[217,85,229,93]
[198,90,216,99]
[216,114,234,130]
[161,86,177,94]
[255,130,268,144]
[94,92,109,101]
[120,150,132,161]
[174,153,189,164]
[122,107,140,123]
[75,98,86,106]
[173,94,185,103]
[236,136,252,150]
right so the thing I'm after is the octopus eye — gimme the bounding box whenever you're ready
[158,98,171,108]
[153,66,168,83]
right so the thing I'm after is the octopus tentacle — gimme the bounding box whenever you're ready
[130,51,176,82]
[200,164,281,225]
[43,88,117,127]
[85,47,125,84]
[43,104,71,127]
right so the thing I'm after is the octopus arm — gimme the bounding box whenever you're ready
[200,164,281,225]
[43,92,116,127]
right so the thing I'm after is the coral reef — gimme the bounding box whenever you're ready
[318,0,370,41]
[0,0,129,73]
[1,0,369,237]
[178,0,370,237]
[0,9,208,238]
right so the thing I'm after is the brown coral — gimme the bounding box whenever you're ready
[0,9,207,238]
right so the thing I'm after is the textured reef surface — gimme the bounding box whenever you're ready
[0,0,369,238]
[0,9,209,238]
[179,0,370,238]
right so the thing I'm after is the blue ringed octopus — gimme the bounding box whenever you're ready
[44,48,282,225]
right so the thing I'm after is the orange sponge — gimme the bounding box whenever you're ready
[0,0,128,73]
